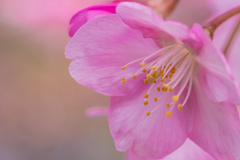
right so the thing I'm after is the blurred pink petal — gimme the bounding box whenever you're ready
[126,139,215,160]
[65,2,240,159]
[86,107,109,117]
[0,0,111,27]
[209,0,240,88]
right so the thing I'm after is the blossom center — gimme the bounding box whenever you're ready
[121,43,196,117]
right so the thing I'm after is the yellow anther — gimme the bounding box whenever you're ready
[162,73,165,77]
[164,66,166,69]
[139,62,146,66]
[169,73,173,78]
[150,66,157,70]
[152,70,158,77]
[143,68,147,72]
[144,79,148,83]
[163,83,169,88]
[160,78,164,82]
[121,66,127,70]
[144,94,149,98]
[166,111,172,117]
[154,80,156,83]
[132,75,137,79]
[165,75,168,78]
[172,96,179,102]
[178,104,183,111]
[143,101,148,105]
[166,103,170,108]
[169,87,173,92]
[171,67,176,74]
[147,74,152,79]
[162,87,168,92]
[157,87,161,91]
[121,78,127,83]
[146,74,154,83]
[154,97,158,102]
[146,111,151,116]
[169,78,172,82]
[160,69,164,74]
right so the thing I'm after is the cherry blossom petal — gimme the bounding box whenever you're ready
[189,78,240,160]
[86,106,109,118]
[126,139,215,160]
[191,23,240,104]
[116,2,177,47]
[109,85,194,159]
[65,15,159,96]
[69,3,117,37]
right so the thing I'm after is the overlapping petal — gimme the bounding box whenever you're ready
[69,3,117,37]
[126,139,215,160]
[66,14,159,96]
[189,78,240,160]
[191,23,240,104]
[109,85,194,159]
[116,2,177,47]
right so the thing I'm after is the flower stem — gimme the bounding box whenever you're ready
[223,17,240,56]
[203,6,240,39]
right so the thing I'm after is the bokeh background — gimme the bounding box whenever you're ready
[0,0,239,159]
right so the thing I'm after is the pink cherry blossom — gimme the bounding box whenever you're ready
[65,2,240,160]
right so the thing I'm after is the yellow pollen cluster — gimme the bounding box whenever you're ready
[146,111,151,116]
[121,66,127,70]
[144,94,149,98]
[139,62,146,66]
[178,104,183,111]
[121,78,127,83]
[166,103,170,108]
[150,66,157,70]
[166,111,172,117]
[121,62,178,118]
[143,101,148,105]
[144,79,148,83]
[172,96,179,102]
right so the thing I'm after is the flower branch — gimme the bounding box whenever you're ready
[203,6,240,39]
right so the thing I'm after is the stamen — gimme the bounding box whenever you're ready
[166,111,172,117]
[143,101,148,105]
[166,103,170,108]
[154,97,158,102]
[144,94,149,98]
[143,68,147,72]
[144,79,148,83]
[139,62,146,66]
[172,96,179,102]
[160,78,164,82]
[121,66,127,70]
[169,87,173,92]
[121,78,127,83]
[178,104,183,111]
[146,111,151,116]
[150,66,157,70]
[132,75,137,79]
[157,87,161,91]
